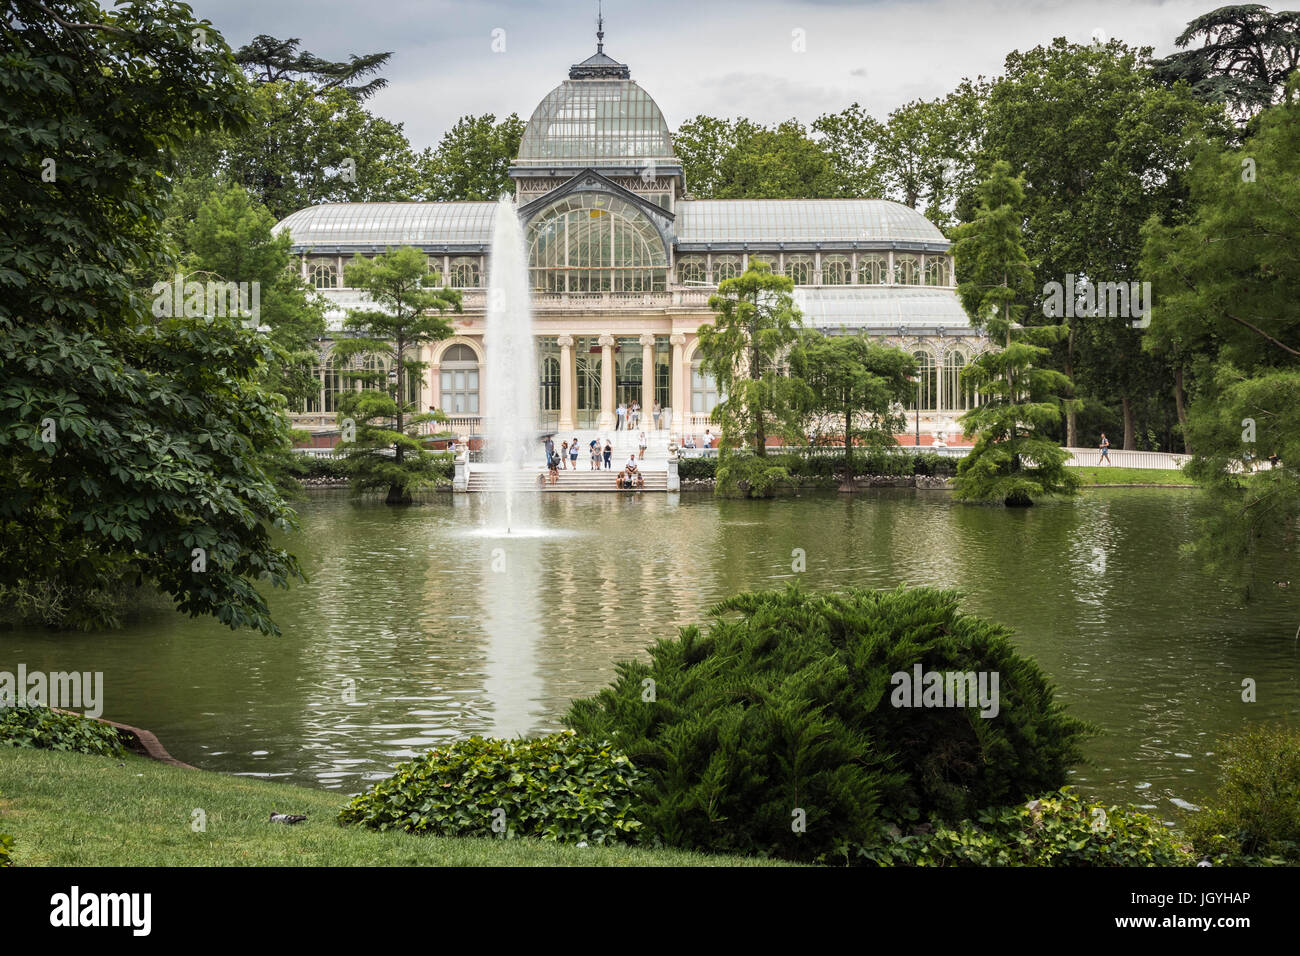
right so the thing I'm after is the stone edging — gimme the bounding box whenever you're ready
[53,708,196,770]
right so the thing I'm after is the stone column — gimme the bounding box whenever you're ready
[669,332,687,436]
[557,334,576,432]
[599,333,615,431]
[639,332,655,426]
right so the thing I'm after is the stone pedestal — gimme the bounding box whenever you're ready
[453,453,469,493]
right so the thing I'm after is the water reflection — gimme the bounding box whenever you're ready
[0,488,1297,816]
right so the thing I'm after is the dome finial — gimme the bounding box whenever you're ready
[596,1,605,54]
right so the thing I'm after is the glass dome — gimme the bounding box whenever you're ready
[516,78,676,167]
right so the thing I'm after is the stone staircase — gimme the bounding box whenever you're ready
[466,465,667,493]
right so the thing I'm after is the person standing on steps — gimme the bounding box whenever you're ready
[590,439,600,470]
[569,437,579,470]
[652,402,662,430]
[616,403,626,431]
[603,440,613,470]
[638,430,647,460]
[1098,432,1111,466]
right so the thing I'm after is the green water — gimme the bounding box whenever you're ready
[3,488,1298,820]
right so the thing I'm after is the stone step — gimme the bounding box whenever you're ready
[468,469,668,493]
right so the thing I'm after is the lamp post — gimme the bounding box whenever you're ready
[910,374,921,446]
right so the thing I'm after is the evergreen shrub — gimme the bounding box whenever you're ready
[565,586,1089,861]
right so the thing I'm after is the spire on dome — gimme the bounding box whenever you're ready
[569,1,630,79]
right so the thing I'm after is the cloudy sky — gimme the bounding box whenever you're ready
[182,0,1216,150]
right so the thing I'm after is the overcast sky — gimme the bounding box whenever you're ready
[180,0,1217,151]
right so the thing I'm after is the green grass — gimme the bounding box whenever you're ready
[0,748,785,867]
[1069,466,1196,487]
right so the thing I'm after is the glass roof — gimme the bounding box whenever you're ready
[516,79,675,166]
[793,286,973,330]
[274,202,497,247]
[677,200,947,245]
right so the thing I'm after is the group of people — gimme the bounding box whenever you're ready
[539,434,650,487]
[616,401,663,431]
[680,429,714,451]
[616,458,645,489]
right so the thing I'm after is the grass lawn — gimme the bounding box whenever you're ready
[0,748,782,867]
[1070,466,1196,487]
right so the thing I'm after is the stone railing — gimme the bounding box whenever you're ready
[453,289,714,312]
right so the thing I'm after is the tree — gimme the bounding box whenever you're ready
[0,0,306,633]
[183,185,326,409]
[1153,4,1300,121]
[335,247,461,505]
[808,103,887,198]
[1140,80,1300,592]
[982,38,1224,451]
[790,332,914,487]
[675,117,839,198]
[952,163,1079,506]
[417,113,525,201]
[234,34,393,101]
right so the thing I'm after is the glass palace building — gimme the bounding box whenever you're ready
[274,40,990,442]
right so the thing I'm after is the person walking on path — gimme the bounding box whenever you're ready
[616,403,626,431]
[1098,433,1110,466]
[603,440,613,469]
[638,431,648,460]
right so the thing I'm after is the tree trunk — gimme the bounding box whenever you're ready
[1122,395,1136,450]
[839,403,857,492]
[1174,365,1191,454]
[394,337,405,465]
[751,330,765,457]
[1064,321,1077,447]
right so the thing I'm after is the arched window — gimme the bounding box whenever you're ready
[926,257,949,286]
[945,350,973,412]
[748,254,775,273]
[691,358,721,415]
[527,192,668,292]
[785,255,815,285]
[677,256,707,285]
[858,254,887,285]
[713,255,742,282]
[539,355,560,415]
[911,350,937,411]
[439,344,479,415]
[311,262,337,290]
[895,255,921,286]
[821,255,851,285]
[323,353,346,412]
[449,257,481,288]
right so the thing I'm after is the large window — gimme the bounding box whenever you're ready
[439,344,479,415]
[895,255,922,286]
[822,254,851,285]
[677,256,707,285]
[527,192,668,292]
[911,350,938,410]
[926,256,949,287]
[713,255,742,282]
[449,257,481,288]
[946,350,974,411]
[858,254,887,285]
[311,262,337,290]
[691,358,721,415]
[785,254,815,285]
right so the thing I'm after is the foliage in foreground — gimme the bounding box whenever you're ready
[845,789,1192,867]
[565,586,1090,862]
[0,707,126,758]
[1186,724,1300,865]
[337,733,645,846]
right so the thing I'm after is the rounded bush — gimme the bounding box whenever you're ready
[0,706,125,757]
[564,586,1090,861]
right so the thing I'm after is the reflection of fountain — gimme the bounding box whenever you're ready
[482,197,539,534]
[479,531,546,738]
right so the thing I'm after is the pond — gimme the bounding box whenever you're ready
[4,487,1298,821]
